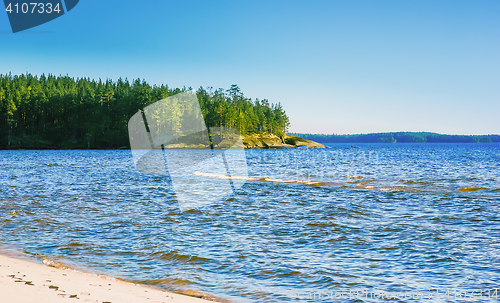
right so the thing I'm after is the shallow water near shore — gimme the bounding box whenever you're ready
[1,143,499,302]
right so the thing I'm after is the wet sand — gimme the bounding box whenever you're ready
[0,254,214,303]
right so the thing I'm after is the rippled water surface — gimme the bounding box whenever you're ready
[1,143,499,302]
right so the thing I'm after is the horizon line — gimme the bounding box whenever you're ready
[290,131,500,136]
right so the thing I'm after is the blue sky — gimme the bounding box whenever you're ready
[1,0,499,135]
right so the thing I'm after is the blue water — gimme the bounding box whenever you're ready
[1,143,499,302]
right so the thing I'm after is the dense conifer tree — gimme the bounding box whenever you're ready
[0,74,290,149]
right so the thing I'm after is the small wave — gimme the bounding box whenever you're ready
[347,175,363,179]
[177,290,228,302]
[356,183,375,189]
[399,179,431,185]
[194,171,322,185]
[153,250,212,265]
[457,187,488,192]
[42,258,68,269]
[125,278,228,302]
[355,183,422,193]
[361,185,378,190]
[183,208,204,215]
[134,278,196,286]
[259,177,322,185]
[194,171,256,181]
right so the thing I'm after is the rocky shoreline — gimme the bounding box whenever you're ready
[160,134,325,149]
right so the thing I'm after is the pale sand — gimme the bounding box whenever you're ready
[0,254,215,303]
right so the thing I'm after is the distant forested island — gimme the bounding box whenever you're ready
[0,73,289,149]
[292,132,500,143]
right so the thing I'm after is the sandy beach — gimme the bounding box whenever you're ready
[0,254,215,303]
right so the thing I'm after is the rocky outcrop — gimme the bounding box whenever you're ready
[153,134,325,149]
[242,134,325,149]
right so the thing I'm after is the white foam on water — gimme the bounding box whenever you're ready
[194,171,257,181]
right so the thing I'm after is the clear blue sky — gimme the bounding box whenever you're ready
[1,0,499,135]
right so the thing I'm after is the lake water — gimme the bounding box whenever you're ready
[1,144,499,302]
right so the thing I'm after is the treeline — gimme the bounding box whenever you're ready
[0,73,289,149]
[292,132,500,143]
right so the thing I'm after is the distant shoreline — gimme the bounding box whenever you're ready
[291,132,500,144]
[2,132,500,150]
